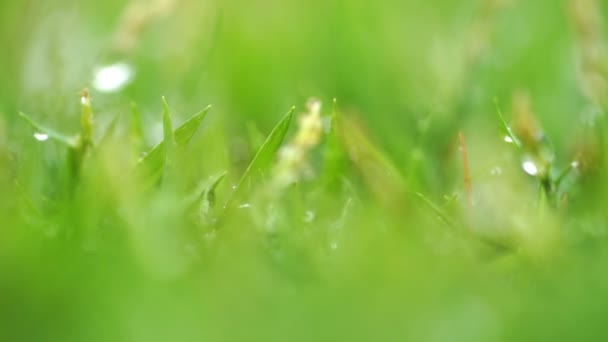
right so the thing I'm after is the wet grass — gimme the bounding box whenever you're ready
[2,0,608,341]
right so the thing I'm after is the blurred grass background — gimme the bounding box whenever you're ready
[2,0,608,341]
[1,0,604,189]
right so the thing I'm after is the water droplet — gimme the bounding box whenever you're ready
[238,203,252,209]
[303,210,315,223]
[33,132,49,141]
[330,242,338,250]
[571,161,580,169]
[92,62,134,93]
[522,160,538,176]
[504,136,513,143]
[490,166,503,176]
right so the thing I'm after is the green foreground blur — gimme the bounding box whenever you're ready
[2,1,608,341]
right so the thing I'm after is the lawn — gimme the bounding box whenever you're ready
[1,0,608,341]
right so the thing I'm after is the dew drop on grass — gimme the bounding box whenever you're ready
[490,166,502,176]
[504,136,513,143]
[92,62,134,93]
[521,159,539,176]
[33,132,49,141]
[330,242,338,250]
[238,203,252,209]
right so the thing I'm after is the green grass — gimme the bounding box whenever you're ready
[2,0,608,341]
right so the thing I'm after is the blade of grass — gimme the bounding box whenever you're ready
[19,112,78,148]
[338,115,407,206]
[415,192,513,252]
[67,89,96,180]
[204,171,227,208]
[193,171,228,227]
[162,97,176,170]
[137,104,212,169]
[130,102,144,158]
[98,114,120,148]
[554,161,578,190]
[183,171,227,213]
[135,103,211,187]
[415,192,456,227]
[494,97,521,149]
[80,89,94,150]
[175,105,212,146]
[224,107,295,210]
[323,98,348,189]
